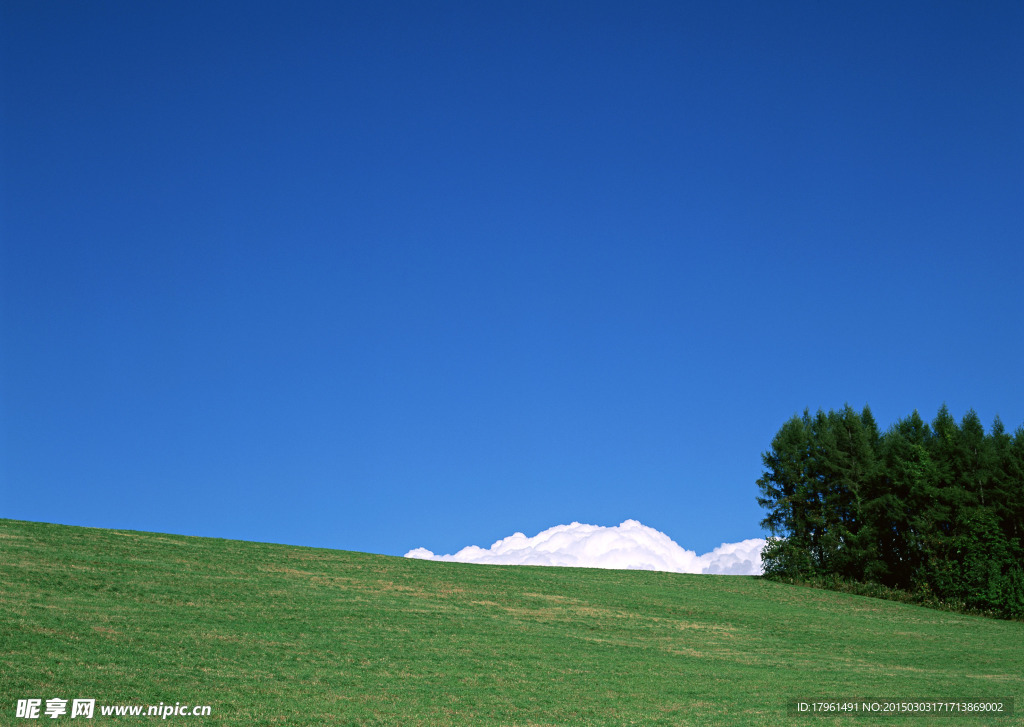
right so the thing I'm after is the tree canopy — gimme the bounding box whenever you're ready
[757,404,1024,619]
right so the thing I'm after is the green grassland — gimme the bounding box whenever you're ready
[2,519,1022,726]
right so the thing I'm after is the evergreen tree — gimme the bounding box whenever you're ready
[757,412,816,577]
[809,405,876,579]
[757,403,1024,619]
[867,411,935,588]
[928,403,960,532]
[988,417,1023,547]
[955,409,990,508]
[1007,427,1024,547]
[949,505,1012,613]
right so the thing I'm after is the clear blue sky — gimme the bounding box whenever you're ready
[2,1,1022,558]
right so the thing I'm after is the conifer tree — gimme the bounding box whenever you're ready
[1006,427,1024,546]
[929,406,958,520]
[757,403,1024,618]
[957,409,990,508]
[868,411,935,588]
[757,412,815,577]
[988,416,1016,544]
[809,405,876,579]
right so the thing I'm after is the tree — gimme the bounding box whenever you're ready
[758,405,879,580]
[955,409,991,508]
[757,412,816,578]
[807,405,877,579]
[756,403,1024,619]
[1008,427,1024,548]
[948,506,1012,613]
[928,403,960,530]
[988,417,1024,547]
[866,411,935,588]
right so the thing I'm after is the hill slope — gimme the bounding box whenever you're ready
[1,519,1021,725]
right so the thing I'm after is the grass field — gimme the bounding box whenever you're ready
[1,518,1022,726]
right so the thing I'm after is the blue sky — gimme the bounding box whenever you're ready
[2,1,1022,559]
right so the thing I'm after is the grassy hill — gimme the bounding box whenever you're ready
[2,519,1021,726]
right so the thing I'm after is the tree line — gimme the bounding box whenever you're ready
[756,404,1024,619]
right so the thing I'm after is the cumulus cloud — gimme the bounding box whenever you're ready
[405,520,765,576]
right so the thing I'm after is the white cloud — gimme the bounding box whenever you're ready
[405,519,765,576]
